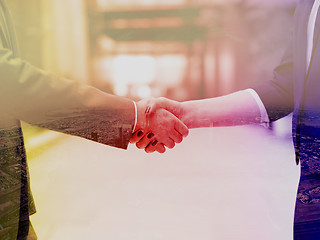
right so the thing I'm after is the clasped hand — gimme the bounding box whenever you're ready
[130,97,188,153]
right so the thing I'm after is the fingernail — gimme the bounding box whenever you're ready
[147,133,154,139]
[137,131,144,137]
[152,140,158,146]
[145,106,151,114]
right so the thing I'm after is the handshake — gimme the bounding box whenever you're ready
[130,97,189,153]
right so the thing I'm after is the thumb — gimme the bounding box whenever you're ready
[146,97,180,117]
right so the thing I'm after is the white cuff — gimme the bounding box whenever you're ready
[246,88,270,128]
[132,100,138,132]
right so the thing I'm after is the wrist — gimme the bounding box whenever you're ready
[180,102,194,128]
[134,100,148,132]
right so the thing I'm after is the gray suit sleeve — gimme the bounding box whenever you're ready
[252,39,294,122]
[0,48,135,149]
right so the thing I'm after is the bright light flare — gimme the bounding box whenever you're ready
[113,55,156,85]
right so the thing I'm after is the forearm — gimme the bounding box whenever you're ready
[0,48,135,149]
[180,90,262,128]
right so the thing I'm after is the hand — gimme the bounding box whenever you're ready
[131,98,188,153]
[145,97,183,120]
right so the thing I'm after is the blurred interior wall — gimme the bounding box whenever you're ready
[7,0,90,83]
[203,2,295,97]
[86,1,296,100]
[6,0,44,68]
[6,0,296,99]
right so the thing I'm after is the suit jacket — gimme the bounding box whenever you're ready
[254,0,320,223]
[0,0,135,237]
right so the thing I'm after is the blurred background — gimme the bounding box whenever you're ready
[6,0,300,239]
[8,0,296,101]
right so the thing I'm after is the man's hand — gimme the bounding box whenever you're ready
[145,97,183,120]
[131,98,188,153]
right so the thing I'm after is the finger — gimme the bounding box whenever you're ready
[146,102,160,116]
[169,130,183,144]
[136,132,155,149]
[145,139,160,153]
[146,97,168,116]
[162,137,175,149]
[156,143,166,153]
[130,129,145,144]
[174,119,189,138]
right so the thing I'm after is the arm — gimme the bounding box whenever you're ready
[178,90,262,128]
[253,36,294,121]
[132,47,294,150]
[172,39,294,127]
[0,48,135,149]
[131,36,295,151]
[0,47,187,151]
[141,90,262,130]
[145,37,295,129]
[130,90,261,152]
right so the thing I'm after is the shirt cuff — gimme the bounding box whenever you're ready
[132,100,138,132]
[246,88,270,128]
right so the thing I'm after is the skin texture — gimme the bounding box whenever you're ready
[131,99,189,153]
[131,90,262,152]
